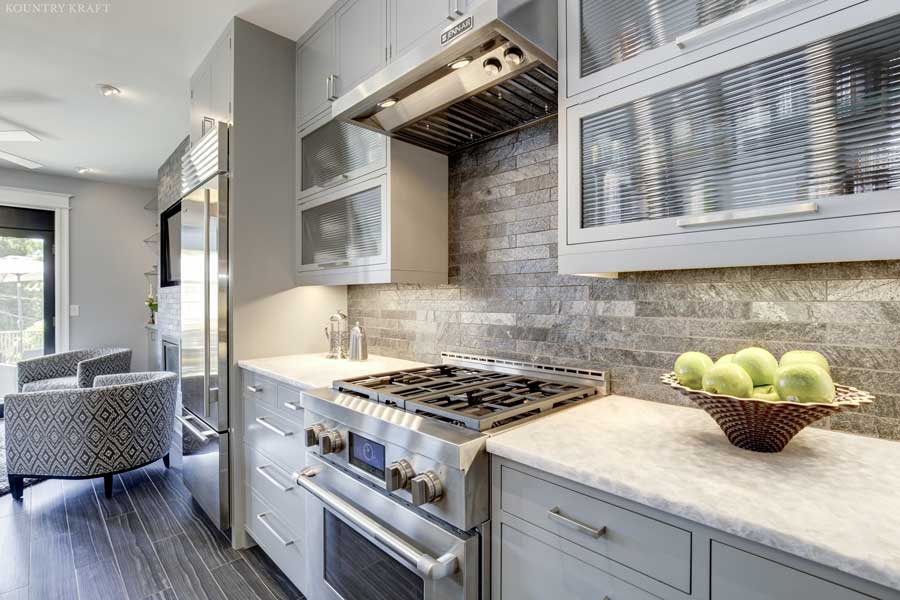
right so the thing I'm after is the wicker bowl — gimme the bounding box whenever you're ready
[660,372,875,452]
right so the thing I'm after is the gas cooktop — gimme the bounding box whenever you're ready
[333,356,605,431]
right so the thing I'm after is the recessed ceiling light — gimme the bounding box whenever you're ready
[0,150,42,169]
[377,97,398,108]
[76,167,93,174]
[448,57,472,69]
[0,130,40,142]
[97,84,121,97]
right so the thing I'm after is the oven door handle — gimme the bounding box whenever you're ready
[295,467,459,580]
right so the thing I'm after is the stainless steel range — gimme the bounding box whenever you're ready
[295,353,608,600]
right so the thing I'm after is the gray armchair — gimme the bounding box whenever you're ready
[4,371,178,500]
[17,347,132,392]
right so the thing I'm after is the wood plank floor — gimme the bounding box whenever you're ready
[0,458,305,600]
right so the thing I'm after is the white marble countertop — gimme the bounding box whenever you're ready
[238,353,426,390]
[487,395,900,592]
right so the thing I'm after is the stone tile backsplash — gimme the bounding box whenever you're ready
[156,136,189,343]
[347,120,900,441]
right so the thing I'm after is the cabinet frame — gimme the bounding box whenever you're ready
[558,0,900,275]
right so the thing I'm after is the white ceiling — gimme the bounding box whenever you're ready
[0,0,334,188]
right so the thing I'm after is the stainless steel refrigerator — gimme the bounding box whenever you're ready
[178,123,230,530]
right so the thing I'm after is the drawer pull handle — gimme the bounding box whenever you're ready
[246,385,264,393]
[256,512,295,546]
[283,401,302,411]
[256,465,294,492]
[675,0,791,49]
[547,507,606,539]
[255,417,294,437]
[675,201,818,228]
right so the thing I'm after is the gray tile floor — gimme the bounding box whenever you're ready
[0,458,304,600]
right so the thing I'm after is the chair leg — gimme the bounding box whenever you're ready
[162,453,170,469]
[103,474,113,499]
[8,475,23,501]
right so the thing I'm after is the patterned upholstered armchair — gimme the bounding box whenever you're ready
[17,347,132,392]
[4,371,178,500]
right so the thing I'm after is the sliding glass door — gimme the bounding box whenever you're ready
[0,206,55,406]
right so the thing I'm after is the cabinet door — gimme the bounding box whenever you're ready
[710,542,873,600]
[209,30,232,125]
[497,523,659,600]
[567,0,842,99]
[298,17,337,127]
[298,115,386,200]
[335,0,388,97]
[390,0,452,60]
[189,62,212,143]
[562,5,900,273]
[297,175,387,273]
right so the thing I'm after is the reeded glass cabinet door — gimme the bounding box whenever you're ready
[567,10,900,246]
[298,117,386,200]
[566,0,829,98]
[297,176,387,272]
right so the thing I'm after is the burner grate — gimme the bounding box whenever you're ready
[334,365,600,431]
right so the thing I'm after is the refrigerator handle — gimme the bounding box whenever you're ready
[203,190,211,418]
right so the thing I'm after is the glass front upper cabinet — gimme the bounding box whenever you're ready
[560,2,900,274]
[565,0,857,98]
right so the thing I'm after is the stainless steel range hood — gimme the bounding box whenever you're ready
[331,0,557,154]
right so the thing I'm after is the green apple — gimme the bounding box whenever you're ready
[773,364,835,404]
[702,363,754,398]
[674,352,713,390]
[733,347,779,386]
[780,350,830,374]
[715,354,735,365]
[751,385,780,402]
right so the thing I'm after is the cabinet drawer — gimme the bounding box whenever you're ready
[244,445,305,526]
[245,486,306,592]
[498,522,659,600]
[567,0,857,99]
[242,371,276,408]
[710,541,874,600]
[244,401,305,474]
[500,465,691,592]
[272,385,304,424]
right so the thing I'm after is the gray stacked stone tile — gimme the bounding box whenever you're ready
[156,136,189,344]
[347,121,900,441]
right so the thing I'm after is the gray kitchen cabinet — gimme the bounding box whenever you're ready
[294,137,448,286]
[334,0,387,97]
[190,24,232,144]
[558,0,900,276]
[492,457,900,600]
[389,0,456,60]
[297,16,337,127]
[238,369,308,593]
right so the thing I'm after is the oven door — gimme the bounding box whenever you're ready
[298,454,479,600]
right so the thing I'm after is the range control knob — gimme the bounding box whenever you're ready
[318,430,344,455]
[410,470,443,506]
[303,424,326,448]
[385,459,415,492]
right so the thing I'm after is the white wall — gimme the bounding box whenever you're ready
[0,167,156,369]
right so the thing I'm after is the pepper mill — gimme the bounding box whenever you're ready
[349,321,368,361]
